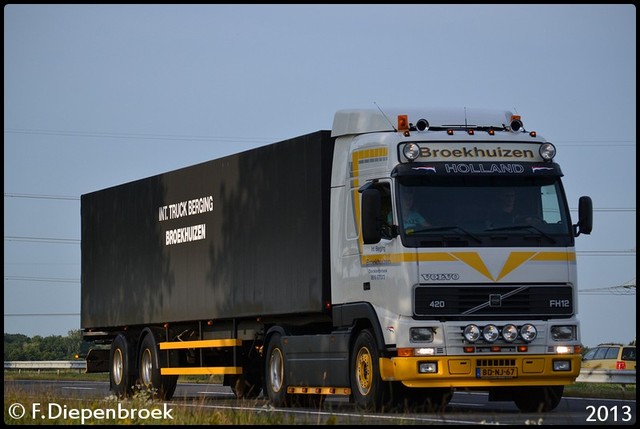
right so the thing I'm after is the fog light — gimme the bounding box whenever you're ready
[553,360,571,371]
[418,362,438,373]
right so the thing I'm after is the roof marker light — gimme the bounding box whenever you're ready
[397,115,409,131]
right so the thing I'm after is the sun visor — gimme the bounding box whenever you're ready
[392,162,563,177]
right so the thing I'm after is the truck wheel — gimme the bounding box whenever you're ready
[138,332,178,400]
[350,329,390,411]
[264,333,291,407]
[513,386,563,412]
[110,334,135,398]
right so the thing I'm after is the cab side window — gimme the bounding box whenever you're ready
[373,182,393,239]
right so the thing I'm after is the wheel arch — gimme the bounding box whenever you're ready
[332,302,387,354]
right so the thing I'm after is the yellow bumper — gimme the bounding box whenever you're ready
[379,353,581,388]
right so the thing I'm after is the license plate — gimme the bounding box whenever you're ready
[476,367,518,378]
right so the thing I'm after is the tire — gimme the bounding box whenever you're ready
[138,331,178,400]
[513,386,563,412]
[350,329,391,411]
[264,333,291,407]
[109,334,135,399]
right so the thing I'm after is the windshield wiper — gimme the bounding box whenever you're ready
[410,225,481,243]
[485,224,556,243]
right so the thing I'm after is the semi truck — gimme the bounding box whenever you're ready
[81,107,593,412]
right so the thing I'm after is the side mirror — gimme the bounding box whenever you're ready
[361,188,382,244]
[574,196,593,236]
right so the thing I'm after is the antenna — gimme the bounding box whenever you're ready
[464,106,468,128]
[374,101,397,132]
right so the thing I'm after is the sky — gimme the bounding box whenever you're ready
[3,4,636,348]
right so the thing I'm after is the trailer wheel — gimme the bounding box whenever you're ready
[110,334,135,398]
[513,386,563,412]
[264,333,291,407]
[138,332,178,400]
[350,329,390,411]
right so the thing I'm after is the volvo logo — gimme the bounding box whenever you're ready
[489,294,502,307]
[421,273,460,281]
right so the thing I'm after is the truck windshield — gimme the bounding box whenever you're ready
[395,175,574,248]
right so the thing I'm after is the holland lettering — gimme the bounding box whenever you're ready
[444,163,525,174]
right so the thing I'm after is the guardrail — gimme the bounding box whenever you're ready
[577,369,636,384]
[4,362,636,384]
[4,361,86,372]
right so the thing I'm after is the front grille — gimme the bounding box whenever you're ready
[414,284,573,318]
[477,359,516,367]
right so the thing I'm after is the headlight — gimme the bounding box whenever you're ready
[402,143,421,161]
[520,324,538,342]
[551,325,576,341]
[482,324,500,342]
[539,143,556,161]
[463,324,481,342]
[501,324,518,342]
[410,327,434,343]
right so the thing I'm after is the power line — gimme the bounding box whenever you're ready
[576,250,636,256]
[4,128,275,144]
[4,193,79,201]
[5,127,635,147]
[4,313,80,317]
[4,236,80,244]
[5,276,79,283]
[580,278,636,295]
[5,192,636,213]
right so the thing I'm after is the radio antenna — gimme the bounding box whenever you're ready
[374,101,397,131]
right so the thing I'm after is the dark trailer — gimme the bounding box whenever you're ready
[81,130,335,330]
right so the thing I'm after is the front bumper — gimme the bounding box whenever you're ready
[379,353,581,388]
